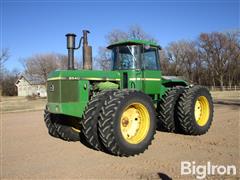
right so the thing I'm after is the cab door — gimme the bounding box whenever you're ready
[141,47,162,94]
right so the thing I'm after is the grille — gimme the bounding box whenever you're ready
[47,80,79,103]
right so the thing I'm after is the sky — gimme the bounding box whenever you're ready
[1,0,239,71]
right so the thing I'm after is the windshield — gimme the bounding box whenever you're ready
[112,45,140,70]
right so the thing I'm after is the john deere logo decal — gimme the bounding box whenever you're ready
[49,84,55,92]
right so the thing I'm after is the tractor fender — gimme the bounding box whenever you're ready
[162,76,188,88]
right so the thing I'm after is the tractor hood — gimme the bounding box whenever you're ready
[47,69,121,82]
[46,69,120,118]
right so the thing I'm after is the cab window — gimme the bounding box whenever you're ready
[142,47,159,70]
[112,45,140,70]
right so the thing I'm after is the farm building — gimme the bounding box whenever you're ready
[15,75,47,97]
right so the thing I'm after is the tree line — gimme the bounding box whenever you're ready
[161,31,240,89]
[1,26,239,96]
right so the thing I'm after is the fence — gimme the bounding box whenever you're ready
[206,86,240,91]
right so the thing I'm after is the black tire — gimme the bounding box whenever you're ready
[53,114,81,141]
[44,109,60,138]
[81,90,116,150]
[176,85,214,135]
[157,87,185,132]
[98,90,156,157]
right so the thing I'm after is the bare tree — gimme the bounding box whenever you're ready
[22,54,58,82]
[166,40,198,81]
[128,25,158,43]
[159,49,171,75]
[1,69,19,96]
[0,48,10,88]
[225,31,240,88]
[95,47,112,70]
[198,32,240,89]
[22,53,76,82]
[193,47,206,85]
[105,29,128,44]
[0,48,10,68]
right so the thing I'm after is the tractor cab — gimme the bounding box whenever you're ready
[107,40,163,94]
[108,40,161,71]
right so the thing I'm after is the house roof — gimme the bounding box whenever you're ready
[15,74,45,85]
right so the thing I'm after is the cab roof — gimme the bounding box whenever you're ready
[107,40,161,49]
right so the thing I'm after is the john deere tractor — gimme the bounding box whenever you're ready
[44,30,214,156]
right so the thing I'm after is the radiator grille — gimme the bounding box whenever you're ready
[47,80,79,103]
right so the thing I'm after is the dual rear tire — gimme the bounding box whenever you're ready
[98,90,156,156]
[176,86,214,135]
[82,90,156,156]
[157,85,214,135]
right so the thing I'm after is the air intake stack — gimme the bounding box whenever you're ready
[65,33,76,70]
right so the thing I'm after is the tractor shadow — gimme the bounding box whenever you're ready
[138,172,172,180]
[158,173,172,180]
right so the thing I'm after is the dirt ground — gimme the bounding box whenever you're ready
[1,103,239,179]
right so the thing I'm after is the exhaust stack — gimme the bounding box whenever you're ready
[82,30,92,70]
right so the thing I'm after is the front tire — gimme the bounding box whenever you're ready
[98,90,156,156]
[44,109,60,138]
[53,114,81,141]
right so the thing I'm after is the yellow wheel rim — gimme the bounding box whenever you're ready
[194,96,210,126]
[71,127,80,132]
[120,103,150,144]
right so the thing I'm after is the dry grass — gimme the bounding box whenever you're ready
[0,96,47,113]
[211,91,240,100]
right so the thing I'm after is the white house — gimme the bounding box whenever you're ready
[15,75,47,97]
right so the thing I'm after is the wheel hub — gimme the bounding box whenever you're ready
[121,117,130,127]
[120,103,150,144]
[194,96,210,126]
[121,108,140,139]
[195,100,202,120]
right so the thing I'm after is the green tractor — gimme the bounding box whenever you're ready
[44,30,214,156]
